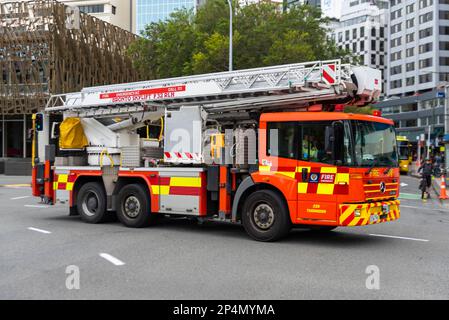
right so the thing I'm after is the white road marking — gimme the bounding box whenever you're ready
[28,227,52,234]
[11,196,31,200]
[99,253,125,266]
[400,183,408,187]
[24,205,50,209]
[369,233,429,242]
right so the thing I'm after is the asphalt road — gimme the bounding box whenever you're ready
[0,175,448,300]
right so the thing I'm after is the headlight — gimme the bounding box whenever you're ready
[354,209,362,217]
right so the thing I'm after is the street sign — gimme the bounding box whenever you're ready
[437,91,446,98]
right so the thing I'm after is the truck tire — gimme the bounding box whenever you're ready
[77,182,108,224]
[242,190,291,242]
[116,184,156,228]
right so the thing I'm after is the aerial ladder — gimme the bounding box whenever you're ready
[32,60,400,242]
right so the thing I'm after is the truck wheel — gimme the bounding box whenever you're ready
[77,182,108,224]
[116,184,156,228]
[242,190,291,242]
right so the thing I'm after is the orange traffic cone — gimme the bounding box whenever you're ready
[439,175,449,200]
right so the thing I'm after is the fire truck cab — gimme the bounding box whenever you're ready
[31,60,400,241]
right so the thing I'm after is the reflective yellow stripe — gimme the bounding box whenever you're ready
[320,167,337,174]
[365,188,397,194]
[151,185,171,195]
[277,172,296,179]
[159,186,170,195]
[259,166,271,172]
[298,182,308,194]
[340,205,357,223]
[170,177,201,187]
[349,217,361,226]
[335,173,349,184]
[66,183,74,191]
[317,183,334,195]
[58,174,68,183]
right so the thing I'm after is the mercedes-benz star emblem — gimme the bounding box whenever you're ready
[380,182,386,193]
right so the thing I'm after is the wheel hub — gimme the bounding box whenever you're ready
[87,196,98,212]
[82,191,100,217]
[124,196,140,218]
[253,203,275,230]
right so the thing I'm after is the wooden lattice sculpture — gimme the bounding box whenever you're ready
[0,0,142,115]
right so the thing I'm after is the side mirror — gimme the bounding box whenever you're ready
[302,168,308,182]
[325,126,335,156]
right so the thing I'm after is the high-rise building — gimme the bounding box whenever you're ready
[135,0,205,34]
[241,0,283,4]
[375,0,449,146]
[0,0,141,173]
[60,0,133,32]
[286,0,320,7]
[387,0,449,97]
[320,0,342,19]
[286,0,341,19]
[328,1,389,92]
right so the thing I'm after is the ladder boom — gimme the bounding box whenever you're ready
[45,60,381,115]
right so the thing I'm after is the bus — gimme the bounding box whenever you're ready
[397,136,412,174]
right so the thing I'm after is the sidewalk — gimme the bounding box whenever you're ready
[0,175,32,187]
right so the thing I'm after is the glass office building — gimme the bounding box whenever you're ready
[136,0,200,34]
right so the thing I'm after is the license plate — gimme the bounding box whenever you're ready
[369,214,379,223]
[382,204,390,214]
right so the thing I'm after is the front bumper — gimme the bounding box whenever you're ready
[339,200,400,227]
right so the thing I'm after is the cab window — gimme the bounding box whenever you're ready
[267,122,298,159]
[301,122,333,164]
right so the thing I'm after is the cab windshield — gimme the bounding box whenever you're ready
[350,120,399,168]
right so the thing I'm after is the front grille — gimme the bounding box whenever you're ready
[364,181,398,201]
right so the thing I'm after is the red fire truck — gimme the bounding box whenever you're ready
[32,60,400,241]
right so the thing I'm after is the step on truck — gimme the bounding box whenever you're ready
[31,60,400,241]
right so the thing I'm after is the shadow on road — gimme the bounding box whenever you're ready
[41,213,386,247]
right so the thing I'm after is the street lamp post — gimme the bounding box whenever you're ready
[227,0,233,71]
[419,71,446,161]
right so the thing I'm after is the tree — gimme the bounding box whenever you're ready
[127,0,353,80]
[344,106,379,115]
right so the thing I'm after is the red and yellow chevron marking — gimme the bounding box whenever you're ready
[339,200,400,226]
[53,174,76,191]
[259,166,350,195]
[149,176,202,196]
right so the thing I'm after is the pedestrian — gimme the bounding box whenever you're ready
[418,158,434,199]
[435,153,442,166]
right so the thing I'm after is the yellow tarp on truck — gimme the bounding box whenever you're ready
[59,118,89,149]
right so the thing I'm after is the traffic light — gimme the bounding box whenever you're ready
[35,113,44,132]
